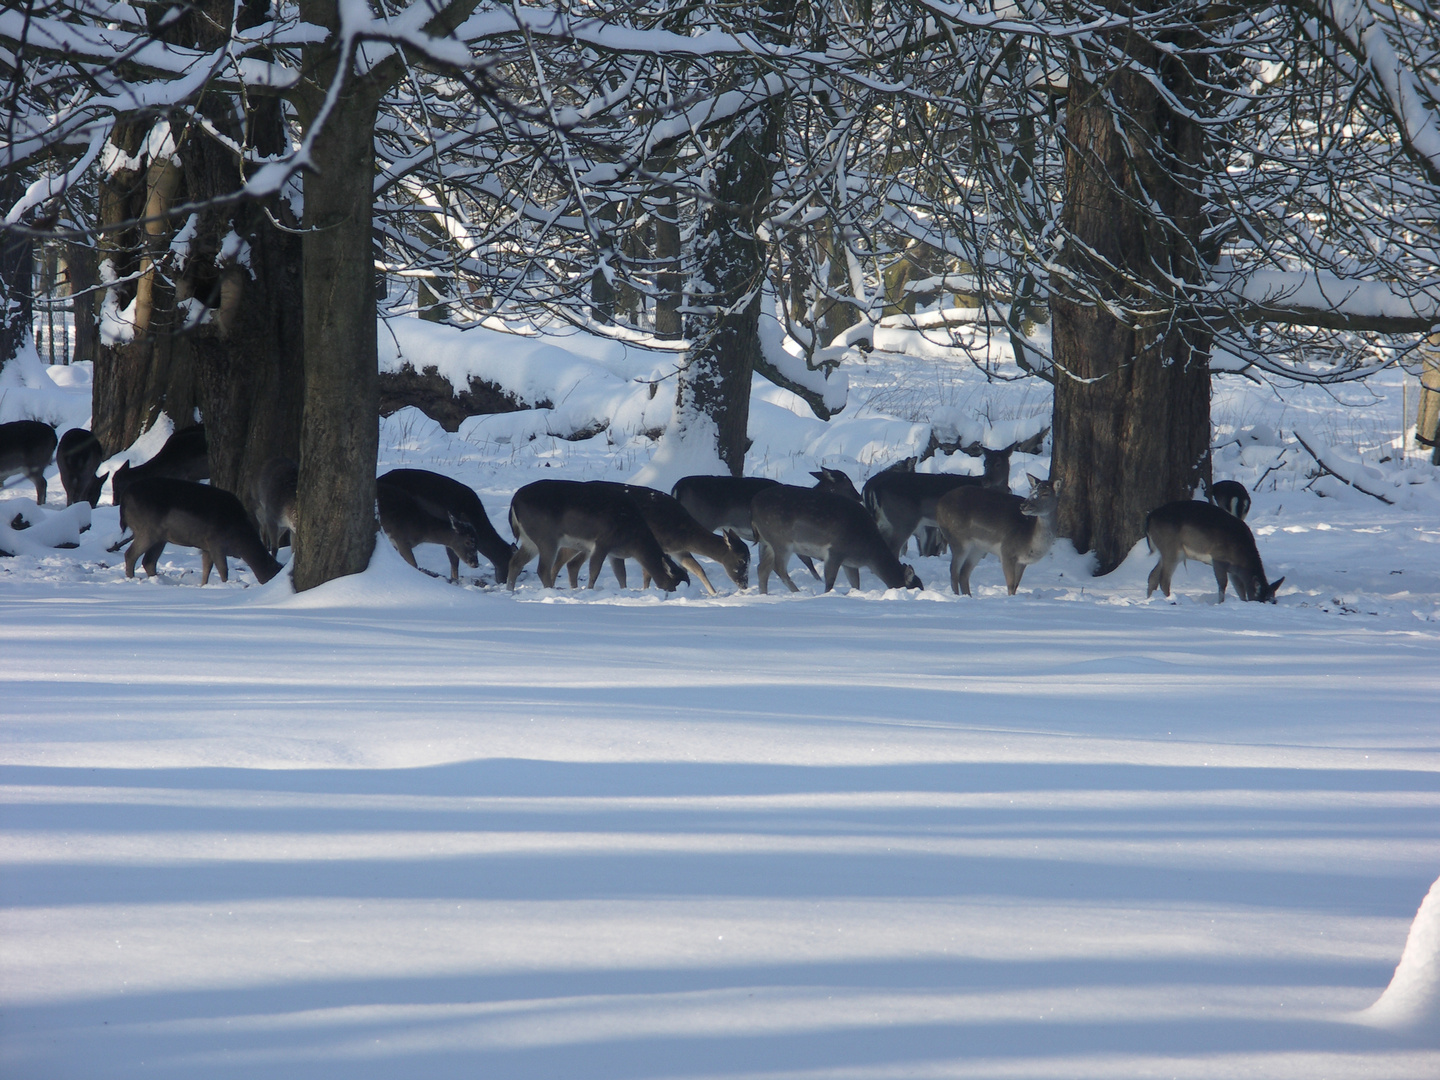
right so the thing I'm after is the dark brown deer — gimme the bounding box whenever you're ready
[253,456,298,556]
[750,485,922,594]
[1205,479,1252,521]
[57,428,107,507]
[120,477,281,584]
[375,473,480,584]
[936,475,1060,596]
[863,444,1016,557]
[0,420,58,505]
[111,425,208,508]
[376,469,514,583]
[1145,500,1283,603]
[507,479,687,591]
[561,483,747,594]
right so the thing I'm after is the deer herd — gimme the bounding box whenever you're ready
[2,418,1284,604]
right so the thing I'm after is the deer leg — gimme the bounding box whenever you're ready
[798,555,821,580]
[1002,554,1023,595]
[957,547,982,597]
[757,542,775,594]
[506,537,537,590]
[446,548,461,584]
[844,565,862,590]
[31,472,46,506]
[680,554,715,595]
[124,538,144,579]
[586,546,609,589]
[822,555,843,593]
[1147,557,1165,598]
[609,556,629,589]
[212,551,230,584]
[201,552,213,585]
[773,548,802,593]
[1212,560,1230,603]
[392,539,419,571]
[562,550,586,589]
[535,542,563,588]
[141,541,165,578]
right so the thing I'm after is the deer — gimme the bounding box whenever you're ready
[57,428,107,507]
[111,425,209,508]
[1145,500,1283,603]
[1205,478,1251,521]
[253,456,298,556]
[120,477,281,585]
[935,474,1060,596]
[0,420,58,505]
[507,479,688,591]
[559,482,748,594]
[672,467,862,580]
[374,466,492,578]
[376,468,515,583]
[750,484,923,594]
[863,443,1017,557]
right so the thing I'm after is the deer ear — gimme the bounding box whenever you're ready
[1027,473,1042,487]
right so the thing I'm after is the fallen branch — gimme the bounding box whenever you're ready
[1292,429,1395,505]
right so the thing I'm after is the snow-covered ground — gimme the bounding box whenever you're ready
[2,320,1438,1078]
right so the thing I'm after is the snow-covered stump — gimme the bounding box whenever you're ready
[1356,873,1440,1033]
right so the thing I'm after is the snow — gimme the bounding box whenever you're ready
[2,319,1438,1078]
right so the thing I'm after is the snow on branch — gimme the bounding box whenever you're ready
[1293,426,1396,504]
[1223,268,1440,334]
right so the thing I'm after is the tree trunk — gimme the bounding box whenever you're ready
[67,239,99,366]
[679,97,784,473]
[0,173,32,369]
[291,7,382,590]
[1051,39,1213,575]
[654,188,682,339]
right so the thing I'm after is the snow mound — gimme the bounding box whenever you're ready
[1356,873,1440,1033]
[0,501,91,555]
[247,532,472,609]
[0,341,92,430]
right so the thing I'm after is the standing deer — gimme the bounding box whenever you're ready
[936,475,1060,596]
[563,483,747,594]
[507,479,688,591]
[120,477,281,584]
[1205,479,1251,521]
[1145,500,1283,603]
[376,469,514,583]
[750,485,923,594]
[111,425,209,508]
[253,456,298,556]
[0,420,58,505]
[863,444,1017,557]
[57,428,107,507]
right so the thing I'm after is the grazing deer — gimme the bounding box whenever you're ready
[936,474,1060,596]
[507,479,688,591]
[561,482,748,594]
[863,444,1017,557]
[375,472,482,584]
[57,428,107,507]
[120,477,281,584]
[376,468,514,582]
[750,485,923,594]
[0,420,58,504]
[253,456,298,556]
[672,468,860,580]
[111,425,209,508]
[1145,500,1283,603]
[1205,478,1251,521]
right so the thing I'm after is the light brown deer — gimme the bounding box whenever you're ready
[120,477,281,584]
[508,479,687,591]
[750,485,922,594]
[936,475,1060,596]
[1145,500,1282,603]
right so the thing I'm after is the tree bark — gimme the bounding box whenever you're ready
[291,1,383,590]
[1051,34,1213,574]
[0,173,32,369]
[680,96,784,473]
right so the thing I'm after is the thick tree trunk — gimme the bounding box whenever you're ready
[291,14,382,591]
[680,97,784,474]
[67,239,99,366]
[1051,42,1213,575]
[654,189,682,339]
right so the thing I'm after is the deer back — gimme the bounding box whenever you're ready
[122,477,280,583]
[671,475,779,538]
[112,425,209,507]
